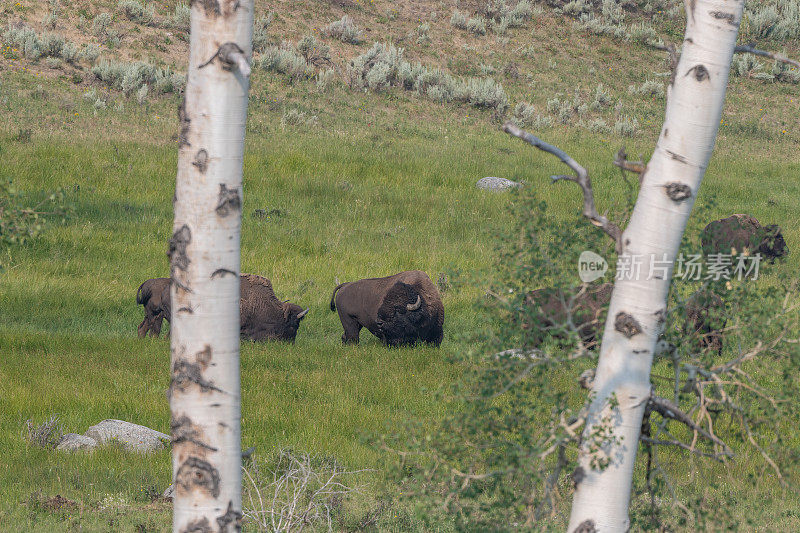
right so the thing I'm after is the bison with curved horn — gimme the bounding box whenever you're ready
[330,270,444,347]
[136,274,309,342]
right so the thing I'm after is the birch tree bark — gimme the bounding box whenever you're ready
[168,2,253,531]
[565,1,745,530]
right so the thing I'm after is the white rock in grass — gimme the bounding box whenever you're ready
[476,177,522,191]
[85,420,169,453]
[162,484,174,501]
[56,433,98,451]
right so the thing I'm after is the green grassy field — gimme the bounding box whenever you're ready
[2,0,800,529]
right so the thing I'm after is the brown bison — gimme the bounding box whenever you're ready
[683,288,726,355]
[136,277,171,338]
[136,274,308,342]
[525,283,726,355]
[525,283,613,349]
[701,214,787,261]
[330,270,444,347]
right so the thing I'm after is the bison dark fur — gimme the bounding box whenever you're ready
[330,270,444,347]
[239,274,309,342]
[683,289,726,355]
[136,274,308,342]
[136,277,171,338]
[701,214,788,261]
[525,283,613,349]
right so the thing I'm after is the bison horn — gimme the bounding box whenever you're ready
[407,295,422,311]
[297,308,309,319]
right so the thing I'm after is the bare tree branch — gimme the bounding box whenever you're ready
[502,122,623,250]
[613,147,646,178]
[639,436,730,460]
[647,394,731,452]
[735,43,800,69]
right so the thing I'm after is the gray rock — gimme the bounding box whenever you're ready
[56,433,98,452]
[476,177,522,191]
[85,419,169,453]
[162,484,174,501]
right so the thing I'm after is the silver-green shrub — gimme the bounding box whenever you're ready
[627,79,665,98]
[450,10,468,29]
[324,15,362,44]
[614,115,639,136]
[466,16,488,35]
[252,14,273,53]
[171,2,190,33]
[118,0,155,26]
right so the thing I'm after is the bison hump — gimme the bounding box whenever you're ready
[380,282,421,313]
[241,273,274,292]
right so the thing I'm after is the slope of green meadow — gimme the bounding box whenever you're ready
[1,0,800,529]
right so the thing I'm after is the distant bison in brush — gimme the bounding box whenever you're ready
[136,277,171,338]
[524,283,613,349]
[701,214,788,261]
[330,270,444,347]
[136,274,308,342]
[525,283,726,355]
[683,288,726,355]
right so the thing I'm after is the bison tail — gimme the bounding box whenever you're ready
[136,280,152,306]
[136,281,147,305]
[330,283,346,312]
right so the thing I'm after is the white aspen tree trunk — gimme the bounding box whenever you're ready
[567,1,744,530]
[168,2,252,531]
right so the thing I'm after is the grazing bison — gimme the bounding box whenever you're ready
[683,289,726,355]
[525,283,726,355]
[330,270,444,347]
[525,283,613,349]
[136,277,171,338]
[701,214,787,261]
[238,274,309,342]
[135,274,308,342]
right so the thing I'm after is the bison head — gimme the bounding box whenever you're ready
[376,282,429,347]
[280,303,309,342]
[760,225,788,260]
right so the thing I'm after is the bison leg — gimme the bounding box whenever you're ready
[150,314,163,337]
[137,317,150,338]
[339,314,362,344]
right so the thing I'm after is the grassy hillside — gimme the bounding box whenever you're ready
[1,0,799,530]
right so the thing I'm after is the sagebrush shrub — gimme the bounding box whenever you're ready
[324,15,362,44]
[92,60,185,95]
[118,0,155,25]
[252,14,273,53]
[450,10,468,29]
[281,108,318,127]
[316,68,335,92]
[587,117,610,133]
[614,115,639,136]
[628,79,665,98]
[136,84,149,105]
[170,2,190,32]
[511,101,537,127]
[591,83,613,109]
[348,42,509,114]
[772,60,800,83]
[93,13,113,37]
[297,34,330,63]
[628,22,661,46]
[732,54,763,77]
[80,43,101,63]
[466,16,488,35]
[258,46,312,81]
[464,77,509,113]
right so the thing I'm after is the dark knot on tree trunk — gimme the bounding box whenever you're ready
[615,312,643,338]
